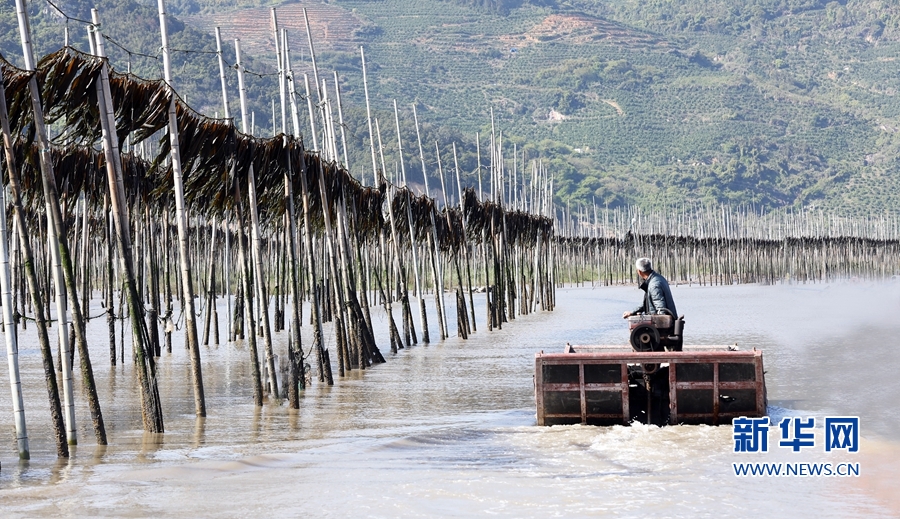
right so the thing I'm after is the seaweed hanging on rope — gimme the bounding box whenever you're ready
[5,137,168,218]
[3,45,557,247]
[37,49,104,146]
[0,56,35,139]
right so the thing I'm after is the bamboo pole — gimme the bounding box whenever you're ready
[333,70,350,170]
[282,29,306,400]
[3,98,68,458]
[17,2,98,447]
[201,217,217,346]
[376,119,417,346]
[303,7,322,103]
[157,0,206,417]
[233,179,264,404]
[163,210,173,350]
[398,104,432,342]
[430,141,450,338]
[235,39,279,398]
[271,8,287,136]
[0,67,29,460]
[104,194,115,364]
[314,128,353,374]
[93,23,163,433]
[80,194,89,320]
[412,106,451,340]
[214,27,232,343]
[452,143,477,331]
[376,226,403,353]
[284,148,304,399]
[296,68,332,383]
[437,144,468,337]
[307,74,351,376]
[361,46,377,186]
[303,74,320,152]
[145,205,161,357]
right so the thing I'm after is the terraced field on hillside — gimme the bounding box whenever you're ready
[184,1,365,57]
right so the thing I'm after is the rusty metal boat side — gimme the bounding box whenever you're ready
[535,345,767,426]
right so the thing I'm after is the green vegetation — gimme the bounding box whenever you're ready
[3,0,900,214]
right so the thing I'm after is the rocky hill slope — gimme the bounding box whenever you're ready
[3,0,900,214]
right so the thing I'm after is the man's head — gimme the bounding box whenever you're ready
[636,257,653,280]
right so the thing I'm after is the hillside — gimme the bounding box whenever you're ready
[3,0,900,214]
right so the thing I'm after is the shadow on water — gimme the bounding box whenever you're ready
[138,433,165,462]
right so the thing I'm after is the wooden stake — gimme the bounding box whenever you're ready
[157,0,206,417]
[0,65,30,460]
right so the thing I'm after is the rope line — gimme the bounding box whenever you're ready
[44,0,280,81]
[45,0,92,26]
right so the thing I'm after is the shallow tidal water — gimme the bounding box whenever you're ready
[1,279,899,517]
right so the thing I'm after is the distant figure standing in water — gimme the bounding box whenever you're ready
[622,257,677,318]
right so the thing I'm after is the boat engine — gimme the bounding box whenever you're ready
[627,312,684,352]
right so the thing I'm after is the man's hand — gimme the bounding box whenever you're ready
[622,311,633,319]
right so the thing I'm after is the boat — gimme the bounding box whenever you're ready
[534,343,767,426]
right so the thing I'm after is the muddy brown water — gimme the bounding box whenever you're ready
[1,280,898,517]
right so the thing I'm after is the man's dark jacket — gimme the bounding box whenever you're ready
[633,271,678,317]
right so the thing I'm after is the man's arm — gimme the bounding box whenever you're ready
[623,304,644,318]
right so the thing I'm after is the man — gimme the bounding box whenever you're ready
[622,258,677,319]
